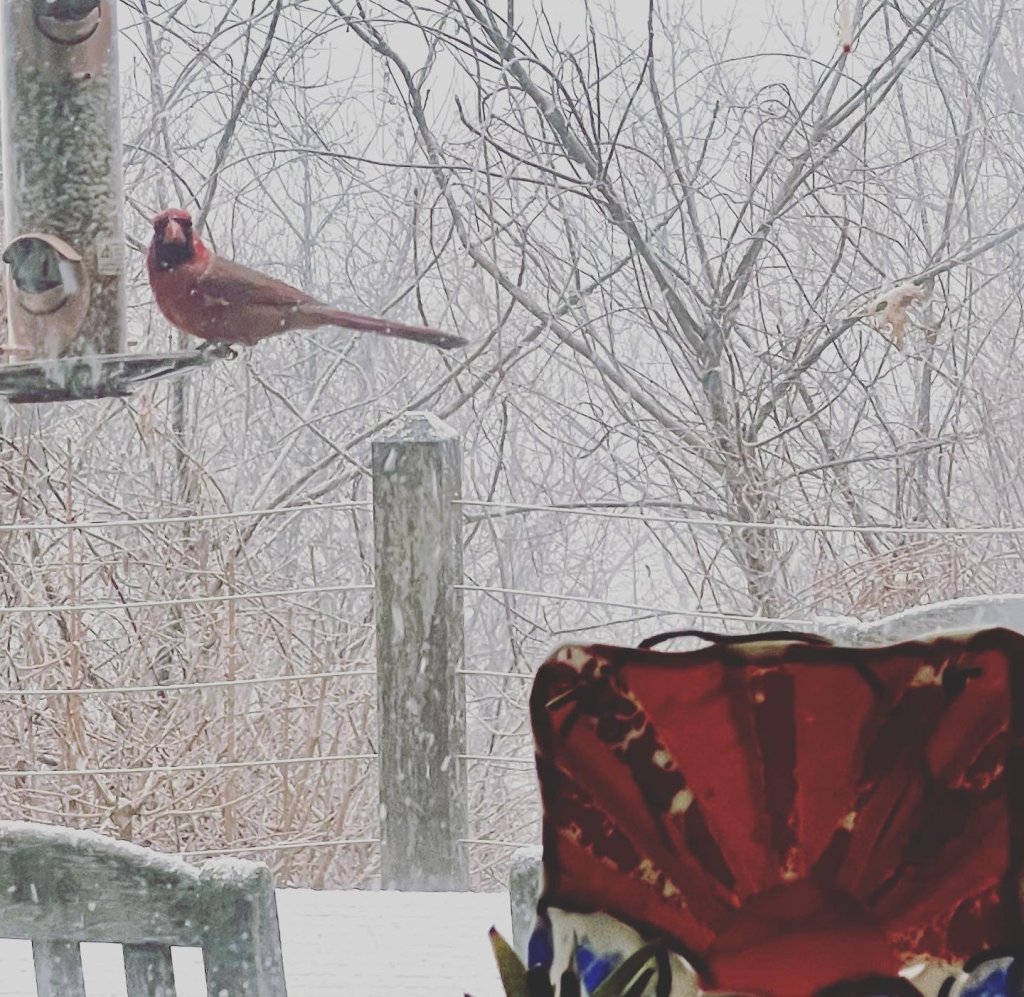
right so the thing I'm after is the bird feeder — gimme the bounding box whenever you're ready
[0,0,210,403]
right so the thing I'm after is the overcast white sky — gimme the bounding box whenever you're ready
[303,0,850,147]
[510,0,835,60]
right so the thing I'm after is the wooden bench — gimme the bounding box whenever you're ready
[0,820,288,996]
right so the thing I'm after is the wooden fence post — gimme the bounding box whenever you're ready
[373,412,469,890]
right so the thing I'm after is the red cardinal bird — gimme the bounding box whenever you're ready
[146,208,466,354]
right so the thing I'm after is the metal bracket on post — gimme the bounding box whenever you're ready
[372,411,469,891]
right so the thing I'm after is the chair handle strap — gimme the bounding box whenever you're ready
[638,628,833,650]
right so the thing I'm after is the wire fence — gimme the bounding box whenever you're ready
[2,494,1022,889]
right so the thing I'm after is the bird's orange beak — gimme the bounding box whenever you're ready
[161,219,186,245]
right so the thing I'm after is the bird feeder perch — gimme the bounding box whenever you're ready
[0,0,211,403]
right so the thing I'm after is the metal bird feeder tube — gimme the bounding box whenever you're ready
[0,0,213,403]
[1,0,125,358]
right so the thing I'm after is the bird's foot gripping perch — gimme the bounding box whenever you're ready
[197,341,238,360]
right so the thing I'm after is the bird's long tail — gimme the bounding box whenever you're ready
[298,304,467,350]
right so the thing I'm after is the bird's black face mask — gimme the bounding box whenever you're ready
[153,240,193,271]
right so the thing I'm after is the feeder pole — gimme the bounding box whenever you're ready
[0,0,126,358]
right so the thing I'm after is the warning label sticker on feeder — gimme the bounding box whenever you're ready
[95,239,123,276]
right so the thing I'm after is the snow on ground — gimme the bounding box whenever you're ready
[0,888,511,996]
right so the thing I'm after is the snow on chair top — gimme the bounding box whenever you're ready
[0,820,288,997]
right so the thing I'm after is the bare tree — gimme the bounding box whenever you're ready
[4,0,1024,888]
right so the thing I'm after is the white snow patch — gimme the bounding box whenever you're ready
[0,888,511,996]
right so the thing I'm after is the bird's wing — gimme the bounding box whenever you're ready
[195,255,319,309]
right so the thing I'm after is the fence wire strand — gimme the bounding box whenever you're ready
[0,500,371,534]
[0,582,372,615]
[459,583,820,627]
[0,753,376,779]
[458,499,1024,536]
[0,669,376,698]
[177,837,379,857]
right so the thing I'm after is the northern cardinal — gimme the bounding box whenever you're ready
[147,208,466,354]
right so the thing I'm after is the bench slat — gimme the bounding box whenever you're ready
[32,939,87,997]
[124,942,177,997]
